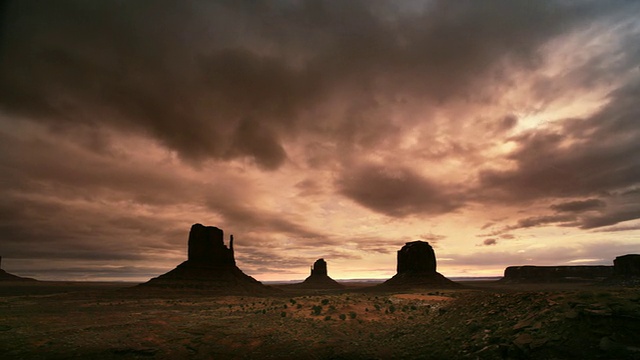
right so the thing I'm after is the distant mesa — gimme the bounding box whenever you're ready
[613,254,640,278]
[288,258,344,289]
[140,224,273,293]
[501,254,640,284]
[379,241,459,288]
[0,256,37,282]
[501,265,614,283]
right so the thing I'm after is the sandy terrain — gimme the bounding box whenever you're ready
[1,281,639,359]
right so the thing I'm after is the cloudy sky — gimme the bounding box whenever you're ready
[1,0,639,282]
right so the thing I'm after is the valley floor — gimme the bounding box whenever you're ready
[1,281,639,359]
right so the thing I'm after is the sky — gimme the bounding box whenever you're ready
[1,0,640,282]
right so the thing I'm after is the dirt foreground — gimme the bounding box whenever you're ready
[1,281,639,359]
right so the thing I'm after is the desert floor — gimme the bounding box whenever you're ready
[1,280,639,359]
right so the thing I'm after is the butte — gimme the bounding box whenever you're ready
[140,224,273,294]
[288,258,344,289]
[378,241,459,288]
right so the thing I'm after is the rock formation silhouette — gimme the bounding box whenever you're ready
[501,254,640,284]
[140,224,272,293]
[613,254,640,278]
[502,265,613,283]
[380,241,459,288]
[0,256,37,281]
[290,258,344,289]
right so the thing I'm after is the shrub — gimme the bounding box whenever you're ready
[312,305,322,315]
[324,315,332,321]
[388,305,396,313]
[281,311,287,317]
[349,311,357,319]
[321,299,330,305]
[339,314,347,320]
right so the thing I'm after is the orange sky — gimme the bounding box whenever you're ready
[1,1,639,282]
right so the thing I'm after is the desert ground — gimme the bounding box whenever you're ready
[1,280,639,359]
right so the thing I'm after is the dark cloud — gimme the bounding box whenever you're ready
[338,163,462,217]
[354,245,392,255]
[1,1,639,280]
[0,124,324,268]
[0,0,616,171]
[478,128,640,200]
[593,224,640,233]
[484,197,640,234]
[479,77,640,229]
[490,115,518,134]
[0,182,190,263]
[226,117,288,170]
[579,209,640,230]
[476,232,516,240]
[484,189,640,233]
[479,214,576,237]
[482,239,497,246]
[481,222,495,230]
[294,179,324,197]
[550,199,606,213]
[0,1,307,170]
[512,214,577,229]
